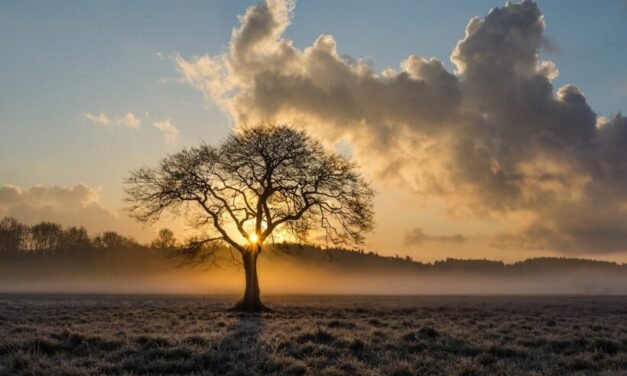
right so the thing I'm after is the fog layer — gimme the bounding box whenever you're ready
[2,246,625,295]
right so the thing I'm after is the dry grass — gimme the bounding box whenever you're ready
[1,295,626,375]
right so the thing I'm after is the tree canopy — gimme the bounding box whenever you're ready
[125,124,374,253]
[125,124,375,311]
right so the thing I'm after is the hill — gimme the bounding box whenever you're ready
[266,244,627,275]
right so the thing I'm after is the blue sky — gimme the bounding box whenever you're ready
[1,1,627,260]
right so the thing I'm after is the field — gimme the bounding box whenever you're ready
[1,296,626,375]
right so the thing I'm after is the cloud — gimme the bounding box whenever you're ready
[120,113,141,128]
[84,112,141,128]
[175,0,627,255]
[0,184,100,210]
[0,184,153,241]
[84,112,179,144]
[404,228,465,246]
[153,119,179,143]
[84,112,111,126]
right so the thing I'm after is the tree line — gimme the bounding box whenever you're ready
[0,216,176,255]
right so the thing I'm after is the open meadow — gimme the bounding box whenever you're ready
[1,295,626,375]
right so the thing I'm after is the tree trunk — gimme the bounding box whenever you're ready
[232,247,265,312]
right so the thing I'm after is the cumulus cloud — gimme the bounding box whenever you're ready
[120,113,141,128]
[175,0,627,255]
[84,112,141,128]
[0,184,100,210]
[84,112,111,126]
[0,184,153,241]
[404,228,465,246]
[153,119,179,143]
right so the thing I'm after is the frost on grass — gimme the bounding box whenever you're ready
[0,296,626,375]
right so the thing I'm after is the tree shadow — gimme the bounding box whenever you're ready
[213,312,269,374]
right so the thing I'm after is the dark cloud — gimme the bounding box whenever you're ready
[177,0,627,255]
[404,228,465,246]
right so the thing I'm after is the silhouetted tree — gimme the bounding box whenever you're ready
[0,217,29,253]
[93,231,139,249]
[125,124,375,311]
[151,228,177,249]
[59,226,92,251]
[30,222,63,254]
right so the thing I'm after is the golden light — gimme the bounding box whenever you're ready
[248,233,259,243]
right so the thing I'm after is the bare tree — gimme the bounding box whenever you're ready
[92,231,140,250]
[151,228,177,249]
[125,124,375,311]
[0,217,29,254]
[59,226,92,251]
[30,222,63,254]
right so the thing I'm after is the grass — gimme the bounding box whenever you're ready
[0,295,626,375]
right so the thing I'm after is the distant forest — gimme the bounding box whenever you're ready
[1,216,625,274]
[0,216,173,255]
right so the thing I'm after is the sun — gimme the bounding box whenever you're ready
[248,233,259,243]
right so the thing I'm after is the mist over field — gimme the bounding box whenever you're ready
[2,246,626,296]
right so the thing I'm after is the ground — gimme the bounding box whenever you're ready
[1,296,626,375]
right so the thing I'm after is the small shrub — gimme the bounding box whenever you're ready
[27,338,61,355]
[458,367,480,376]
[348,338,365,354]
[8,353,31,371]
[385,360,413,376]
[568,358,597,372]
[183,336,210,347]
[418,326,439,340]
[476,352,496,366]
[296,327,335,344]
[327,320,355,329]
[402,332,416,341]
[134,335,171,348]
[488,345,522,358]
[593,339,620,356]
[369,318,386,327]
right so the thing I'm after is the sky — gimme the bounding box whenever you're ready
[1,0,627,262]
